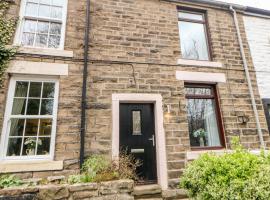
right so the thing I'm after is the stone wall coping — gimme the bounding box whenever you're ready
[0,179,134,197]
[177,59,223,68]
[0,160,63,173]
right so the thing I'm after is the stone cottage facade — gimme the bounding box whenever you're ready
[0,0,270,189]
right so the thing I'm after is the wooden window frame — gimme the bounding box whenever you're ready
[185,83,225,150]
[262,98,270,132]
[178,6,213,61]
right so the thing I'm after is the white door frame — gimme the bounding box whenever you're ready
[112,93,168,190]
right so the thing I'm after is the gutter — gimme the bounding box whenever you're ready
[80,0,91,169]
[161,0,246,11]
[229,6,265,150]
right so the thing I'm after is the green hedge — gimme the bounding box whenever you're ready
[180,138,270,200]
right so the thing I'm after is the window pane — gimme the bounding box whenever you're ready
[25,2,38,16]
[39,119,52,136]
[29,82,42,97]
[41,99,54,115]
[28,0,39,3]
[22,33,35,46]
[25,119,39,136]
[40,0,51,4]
[26,99,40,115]
[185,87,212,96]
[7,138,22,156]
[52,0,64,6]
[37,137,50,155]
[187,99,221,147]
[9,119,25,136]
[42,83,55,98]
[39,4,51,18]
[37,21,49,34]
[48,35,60,48]
[35,34,48,47]
[22,137,37,156]
[12,99,26,115]
[179,12,203,21]
[179,21,209,60]
[50,23,61,34]
[51,6,62,19]
[23,20,36,33]
[14,82,28,97]
[132,111,142,135]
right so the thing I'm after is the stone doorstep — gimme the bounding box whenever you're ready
[133,184,162,197]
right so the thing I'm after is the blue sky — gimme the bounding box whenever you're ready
[220,0,270,10]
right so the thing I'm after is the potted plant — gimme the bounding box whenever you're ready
[192,128,207,147]
[24,138,42,155]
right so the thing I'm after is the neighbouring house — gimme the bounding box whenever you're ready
[0,0,270,190]
[243,8,270,133]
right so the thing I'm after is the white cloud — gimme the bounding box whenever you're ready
[219,0,270,10]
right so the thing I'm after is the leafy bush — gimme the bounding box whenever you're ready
[0,2,17,87]
[180,137,270,200]
[68,152,141,184]
[0,174,23,189]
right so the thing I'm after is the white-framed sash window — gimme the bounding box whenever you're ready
[0,76,59,160]
[14,0,68,49]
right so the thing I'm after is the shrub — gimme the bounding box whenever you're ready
[180,137,270,200]
[0,174,23,189]
[68,152,141,184]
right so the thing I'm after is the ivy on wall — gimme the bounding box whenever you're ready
[0,1,17,88]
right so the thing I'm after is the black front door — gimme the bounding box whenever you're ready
[120,103,157,183]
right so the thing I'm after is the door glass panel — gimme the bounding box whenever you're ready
[132,111,142,135]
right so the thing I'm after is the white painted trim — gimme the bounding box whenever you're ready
[0,76,59,161]
[7,61,69,76]
[177,59,223,68]
[176,71,226,83]
[14,0,68,50]
[0,160,63,173]
[16,47,73,57]
[112,93,168,190]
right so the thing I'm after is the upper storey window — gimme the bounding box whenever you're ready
[178,9,210,61]
[15,0,67,49]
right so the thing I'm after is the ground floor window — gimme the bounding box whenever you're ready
[262,99,270,132]
[0,76,59,160]
[185,84,225,149]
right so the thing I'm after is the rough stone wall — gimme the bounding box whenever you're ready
[244,15,270,99]
[0,180,135,200]
[0,0,269,188]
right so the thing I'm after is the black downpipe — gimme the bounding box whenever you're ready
[80,0,91,169]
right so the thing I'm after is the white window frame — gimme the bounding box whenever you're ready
[14,0,68,50]
[0,75,59,161]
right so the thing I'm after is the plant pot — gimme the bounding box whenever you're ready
[26,149,35,156]
[199,137,205,147]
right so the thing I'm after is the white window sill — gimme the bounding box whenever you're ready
[187,149,263,161]
[0,160,63,173]
[177,59,223,68]
[8,46,73,58]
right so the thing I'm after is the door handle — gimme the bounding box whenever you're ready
[148,135,155,147]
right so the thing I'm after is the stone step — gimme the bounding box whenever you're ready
[133,184,162,199]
